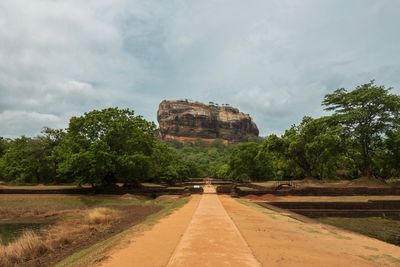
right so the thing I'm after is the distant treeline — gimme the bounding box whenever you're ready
[0,108,196,186]
[223,81,400,180]
[0,81,399,185]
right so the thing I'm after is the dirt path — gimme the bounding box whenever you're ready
[221,196,400,267]
[100,195,201,267]
[99,189,400,267]
[167,187,261,267]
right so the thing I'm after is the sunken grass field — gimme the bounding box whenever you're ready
[0,179,400,266]
[0,190,189,266]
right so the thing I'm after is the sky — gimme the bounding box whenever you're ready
[1,0,400,137]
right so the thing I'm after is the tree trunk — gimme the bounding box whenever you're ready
[361,137,372,177]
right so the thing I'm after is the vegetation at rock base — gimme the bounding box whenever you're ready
[0,108,193,186]
[166,139,235,179]
[0,81,400,184]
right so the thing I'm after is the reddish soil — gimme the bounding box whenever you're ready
[296,177,390,188]
[98,188,400,267]
[167,192,260,267]
[245,194,277,201]
[100,196,202,267]
[221,196,400,266]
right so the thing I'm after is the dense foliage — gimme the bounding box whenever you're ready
[323,81,400,177]
[0,81,399,184]
[167,140,235,178]
[0,108,194,186]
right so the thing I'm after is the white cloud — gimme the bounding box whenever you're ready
[0,110,62,137]
[235,87,291,114]
[1,0,400,137]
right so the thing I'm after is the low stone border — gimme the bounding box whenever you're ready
[235,186,400,196]
[0,186,204,196]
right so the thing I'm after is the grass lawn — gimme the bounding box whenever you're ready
[0,184,85,190]
[252,181,277,187]
[0,194,151,209]
[317,217,400,246]
[1,183,167,190]
[236,186,258,192]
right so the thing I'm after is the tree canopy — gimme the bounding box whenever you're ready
[1,81,400,184]
[56,108,157,186]
[323,81,400,177]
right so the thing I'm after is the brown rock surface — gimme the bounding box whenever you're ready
[157,100,259,143]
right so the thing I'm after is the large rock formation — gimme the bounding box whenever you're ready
[157,100,259,143]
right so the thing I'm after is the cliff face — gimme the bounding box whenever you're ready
[157,100,259,143]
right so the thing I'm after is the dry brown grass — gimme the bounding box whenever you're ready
[85,208,120,225]
[0,206,64,220]
[0,208,121,267]
[0,207,17,218]
[0,230,47,266]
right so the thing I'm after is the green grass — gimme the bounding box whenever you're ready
[166,186,185,190]
[299,226,321,234]
[0,184,90,190]
[0,223,47,245]
[141,183,165,188]
[252,181,277,187]
[55,196,189,267]
[359,254,400,266]
[0,194,151,209]
[236,186,257,191]
[317,217,400,246]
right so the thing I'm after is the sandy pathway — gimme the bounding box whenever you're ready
[167,187,261,267]
[221,196,400,267]
[100,195,201,267]
[100,189,400,267]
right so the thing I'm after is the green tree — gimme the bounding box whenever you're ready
[215,164,230,179]
[167,140,235,178]
[229,142,260,180]
[149,141,194,184]
[0,137,11,181]
[258,117,354,180]
[375,129,400,178]
[296,117,354,179]
[386,129,400,177]
[57,108,156,186]
[0,137,10,156]
[256,134,287,179]
[41,127,66,183]
[1,136,56,183]
[323,81,400,177]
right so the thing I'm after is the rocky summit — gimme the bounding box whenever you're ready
[157,100,259,143]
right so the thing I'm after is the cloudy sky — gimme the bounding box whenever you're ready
[1,0,400,137]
